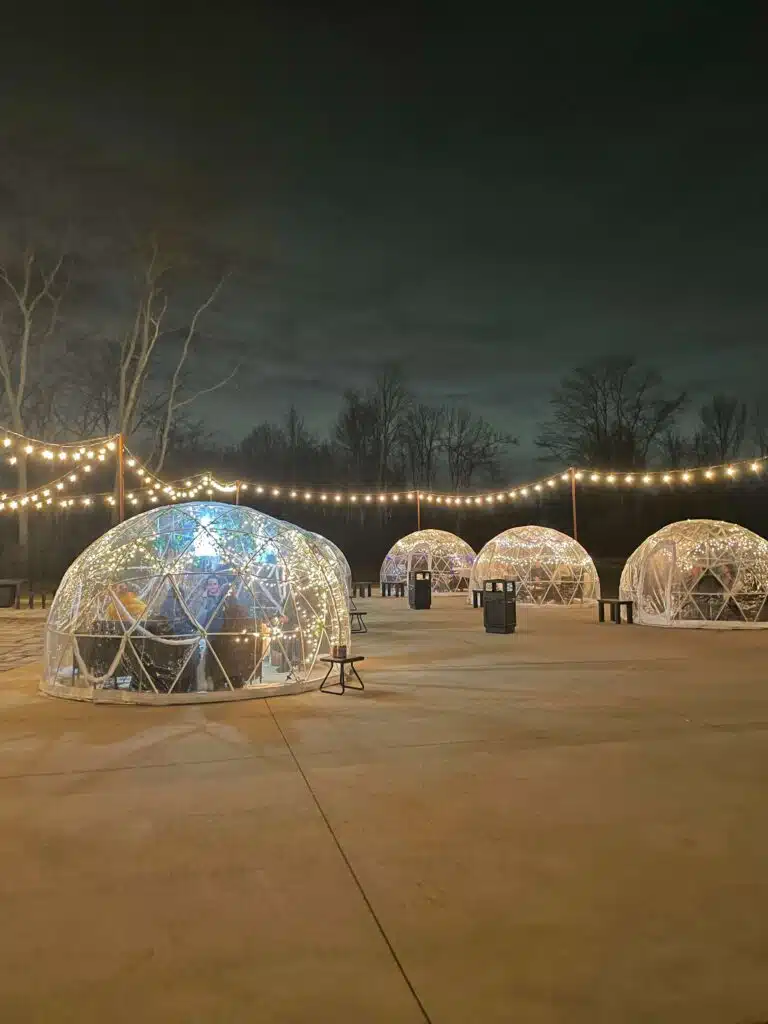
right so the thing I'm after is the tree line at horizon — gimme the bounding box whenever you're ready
[0,233,765,572]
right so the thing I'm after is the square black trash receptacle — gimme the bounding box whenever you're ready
[408,570,432,610]
[483,579,516,634]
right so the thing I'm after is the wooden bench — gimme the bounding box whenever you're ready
[351,582,373,598]
[0,579,27,609]
[381,581,405,597]
[597,598,634,624]
[350,610,368,634]
[319,655,365,695]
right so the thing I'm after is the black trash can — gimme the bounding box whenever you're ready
[408,570,432,610]
[483,579,516,634]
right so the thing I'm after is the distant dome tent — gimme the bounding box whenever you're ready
[620,519,768,627]
[380,529,475,594]
[470,525,600,605]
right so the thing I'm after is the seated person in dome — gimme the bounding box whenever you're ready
[193,575,229,632]
[194,577,256,689]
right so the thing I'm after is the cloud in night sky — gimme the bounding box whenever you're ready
[1,3,767,469]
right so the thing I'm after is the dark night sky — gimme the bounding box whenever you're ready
[2,3,767,470]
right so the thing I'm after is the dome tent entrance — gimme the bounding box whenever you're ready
[43,502,351,703]
[380,529,475,594]
[470,525,600,605]
[620,519,768,627]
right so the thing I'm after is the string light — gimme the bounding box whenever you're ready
[0,426,765,517]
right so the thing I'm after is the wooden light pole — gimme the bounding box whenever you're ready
[117,433,125,523]
[570,468,578,542]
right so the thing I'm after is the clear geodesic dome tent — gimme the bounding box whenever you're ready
[620,519,768,627]
[470,525,600,605]
[380,529,475,594]
[308,532,352,602]
[43,502,351,703]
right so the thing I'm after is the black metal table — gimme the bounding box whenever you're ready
[319,655,365,694]
[350,610,368,634]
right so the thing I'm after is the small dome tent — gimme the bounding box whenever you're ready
[43,502,350,703]
[620,519,768,627]
[380,529,475,594]
[470,525,599,605]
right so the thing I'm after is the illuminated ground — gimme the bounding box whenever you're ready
[1,599,767,1022]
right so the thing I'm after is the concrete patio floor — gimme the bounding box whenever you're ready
[1,598,767,1022]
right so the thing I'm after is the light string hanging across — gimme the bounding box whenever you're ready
[0,425,765,516]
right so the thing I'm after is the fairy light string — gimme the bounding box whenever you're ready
[0,426,764,513]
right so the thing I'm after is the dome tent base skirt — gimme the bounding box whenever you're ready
[39,676,318,705]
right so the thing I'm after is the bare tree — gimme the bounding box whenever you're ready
[369,366,410,488]
[536,356,686,468]
[152,276,237,473]
[750,399,768,457]
[62,243,235,477]
[0,247,66,561]
[694,393,747,463]
[444,408,513,490]
[400,403,444,488]
[658,430,693,469]
[334,389,379,484]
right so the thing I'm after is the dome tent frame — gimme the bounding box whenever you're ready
[380,529,475,594]
[620,518,768,628]
[308,532,353,603]
[42,502,351,704]
[470,525,600,605]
